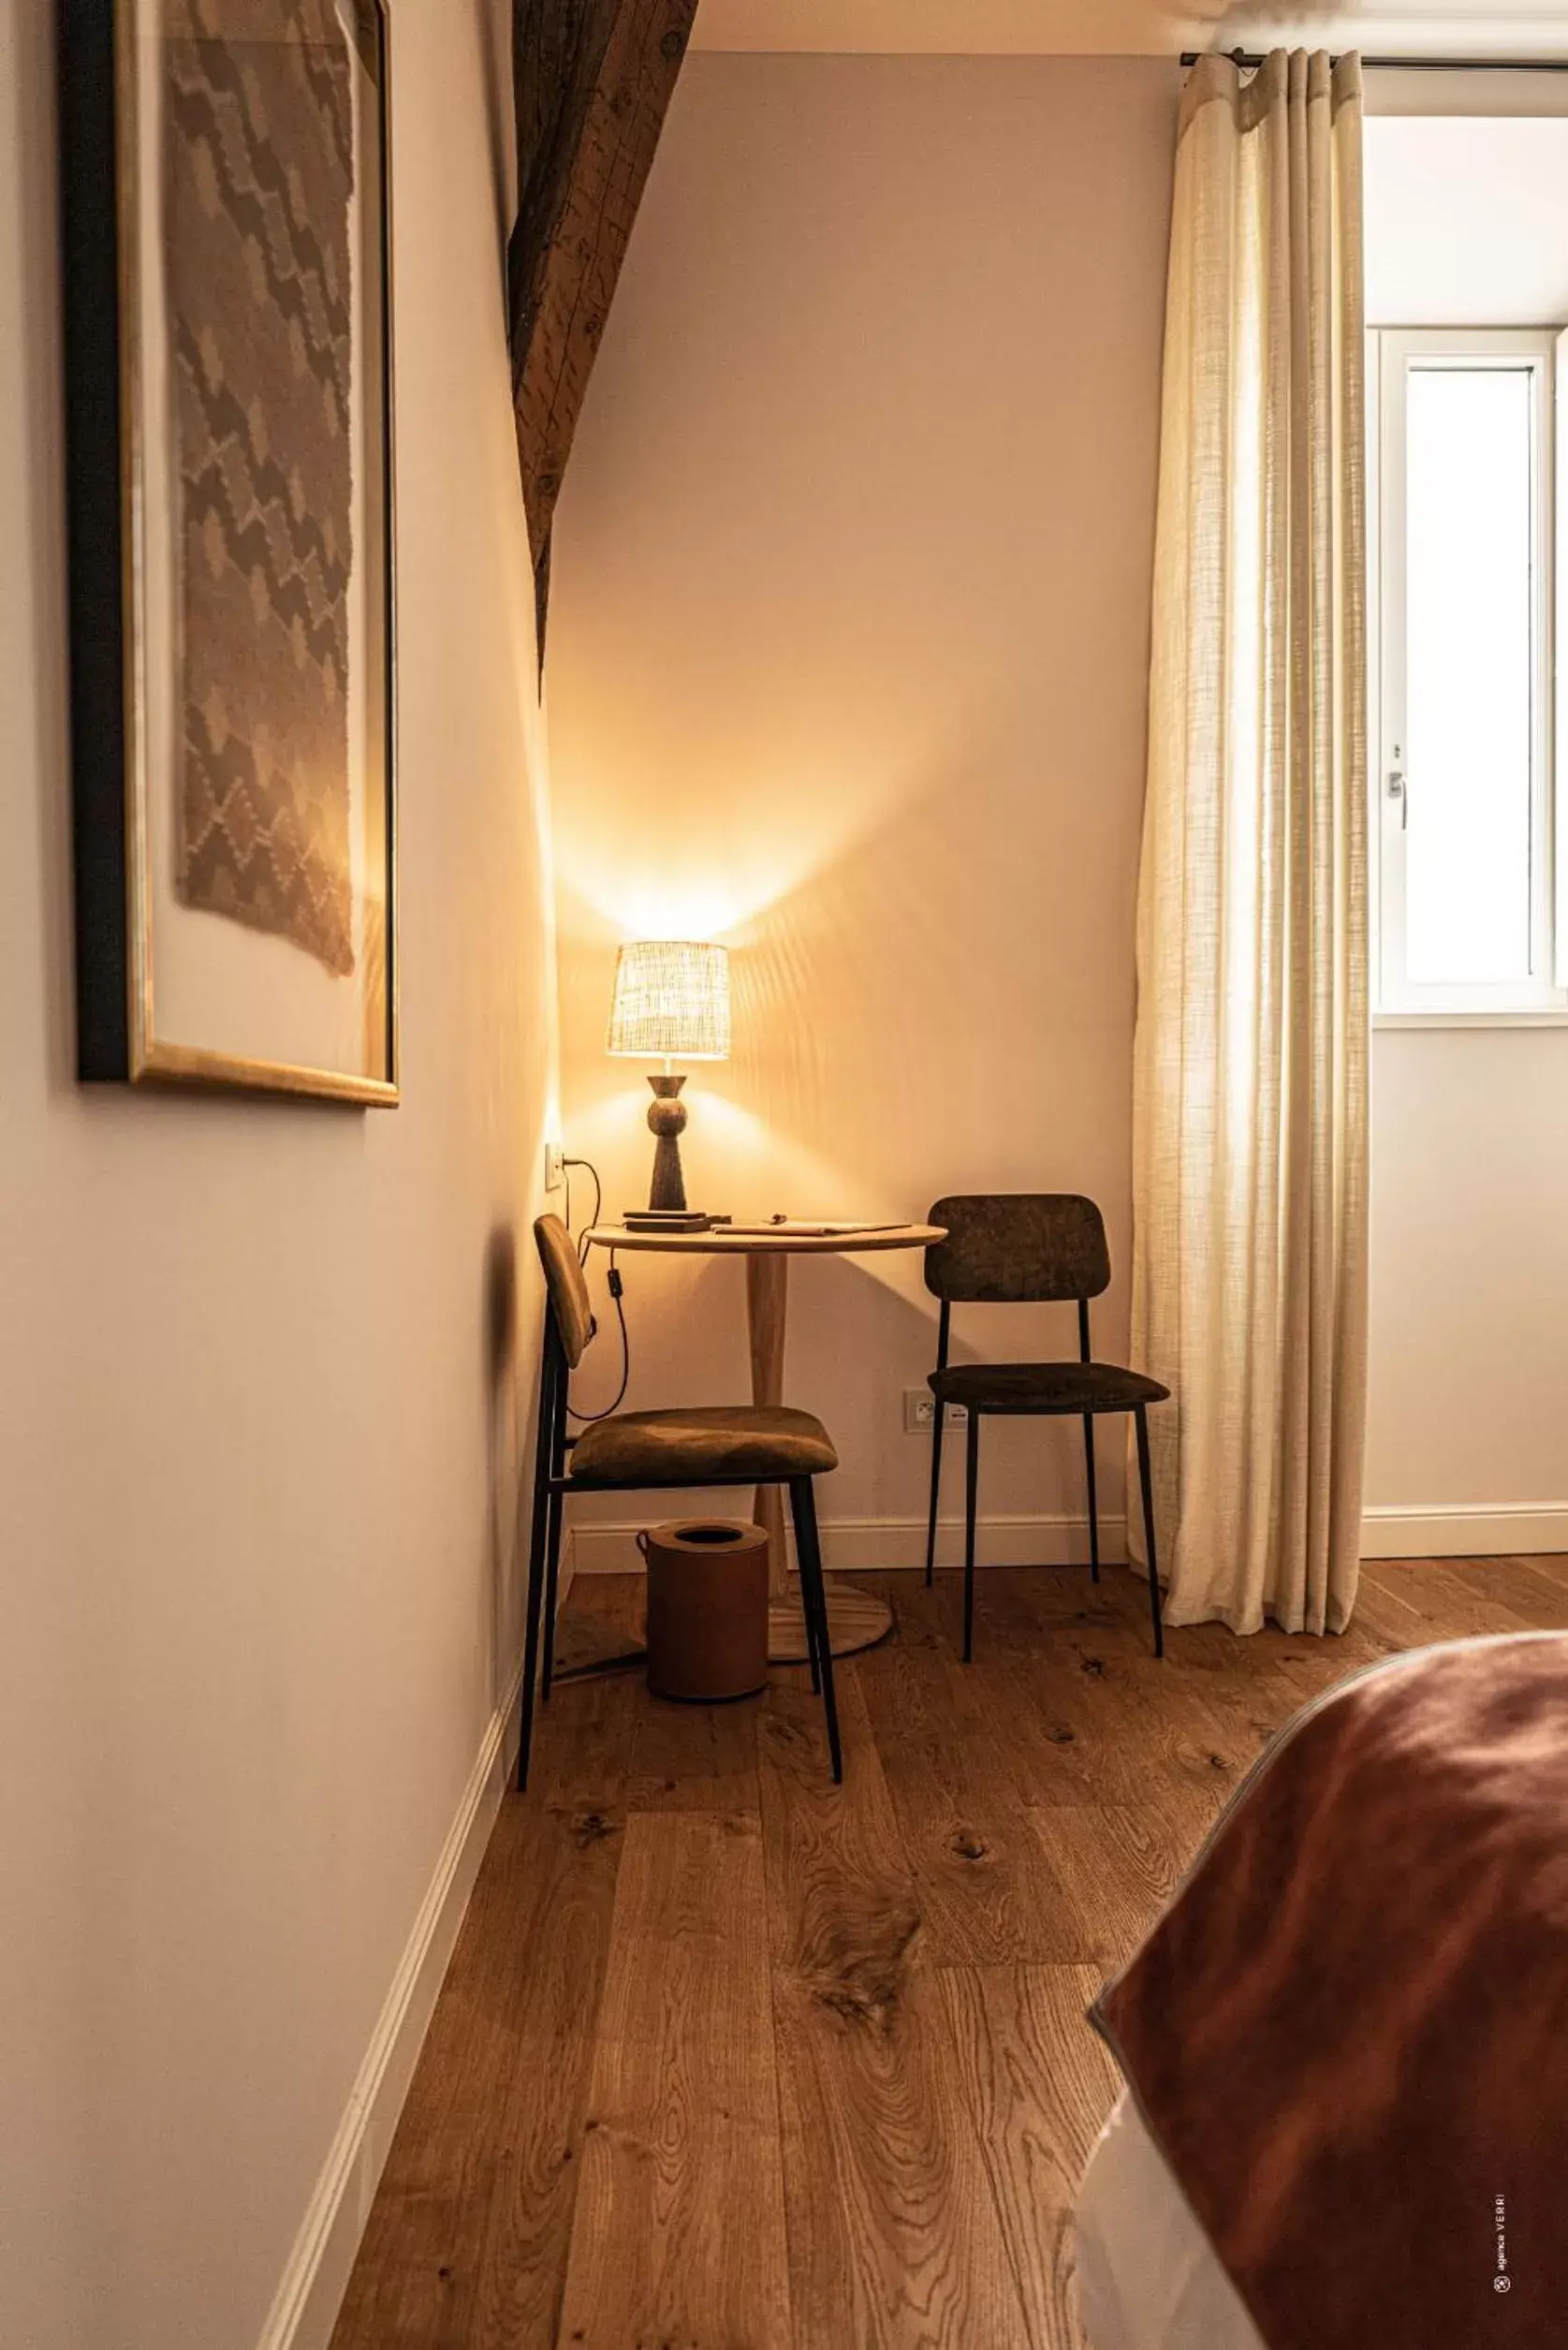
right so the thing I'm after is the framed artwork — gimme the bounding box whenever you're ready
[59,0,397,1104]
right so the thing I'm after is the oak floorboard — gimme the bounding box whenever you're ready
[979,1578,1238,1832]
[329,1801,623,2350]
[1088,1652,1259,1836]
[1357,1559,1525,1645]
[1458,1556,1568,1629]
[623,1683,764,1814]
[911,1574,1152,1809]
[759,1673,1031,2349]
[556,1811,791,2350]
[755,1667,916,1977]
[1029,1804,1187,1973]
[1411,1558,1568,1637]
[527,1665,643,1813]
[535,1645,775,1816]
[938,1964,1121,2350]
[857,1598,1091,1964]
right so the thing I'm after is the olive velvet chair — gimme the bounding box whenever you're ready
[922,1195,1167,1664]
[517,1215,843,1791]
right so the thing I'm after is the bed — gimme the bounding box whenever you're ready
[1071,1633,1568,2350]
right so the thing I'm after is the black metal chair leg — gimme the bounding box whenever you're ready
[517,1339,562,1791]
[963,1409,980,1664]
[516,1472,552,1793]
[1135,1404,1165,1660]
[799,1507,822,1696]
[541,1363,570,1696]
[790,1478,842,1783]
[924,1391,944,1586]
[1081,1413,1101,1584]
[803,1492,841,1782]
[540,1482,565,1697]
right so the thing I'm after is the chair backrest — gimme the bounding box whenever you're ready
[925,1194,1111,1304]
[534,1215,596,1368]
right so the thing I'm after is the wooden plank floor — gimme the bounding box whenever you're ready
[330,1556,1568,2350]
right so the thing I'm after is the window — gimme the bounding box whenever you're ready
[1372,329,1567,1020]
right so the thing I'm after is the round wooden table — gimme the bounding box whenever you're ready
[582,1222,946,1661]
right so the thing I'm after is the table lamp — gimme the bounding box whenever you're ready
[607,940,731,1217]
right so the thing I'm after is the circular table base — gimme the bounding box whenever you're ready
[768,1574,895,1664]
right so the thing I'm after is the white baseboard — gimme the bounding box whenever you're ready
[568,1512,1130,1575]
[1359,1503,1568,1559]
[568,1505,1568,1574]
[253,1546,579,2350]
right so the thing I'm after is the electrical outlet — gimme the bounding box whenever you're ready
[903,1388,967,1434]
[544,1143,565,1193]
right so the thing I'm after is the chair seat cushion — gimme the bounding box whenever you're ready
[931,1360,1169,1415]
[569,1404,838,1489]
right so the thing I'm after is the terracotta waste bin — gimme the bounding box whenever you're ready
[637,1519,770,1702]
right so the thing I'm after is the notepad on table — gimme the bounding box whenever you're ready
[725,1219,910,1239]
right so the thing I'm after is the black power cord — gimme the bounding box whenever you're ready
[562,1154,602,1260]
[560,1155,630,1422]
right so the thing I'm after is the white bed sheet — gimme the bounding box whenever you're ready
[1074,2093,1267,2350]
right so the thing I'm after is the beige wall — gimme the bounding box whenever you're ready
[1365,1037,1568,1537]
[548,53,1179,1562]
[0,6,556,2345]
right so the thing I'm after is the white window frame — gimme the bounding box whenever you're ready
[1371,326,1568,1025]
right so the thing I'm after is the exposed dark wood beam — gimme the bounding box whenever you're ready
[508,0,697,661]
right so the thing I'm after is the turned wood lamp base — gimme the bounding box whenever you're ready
[646,1073,692,1211]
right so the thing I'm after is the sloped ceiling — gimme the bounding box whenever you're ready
[692,3,1568,57]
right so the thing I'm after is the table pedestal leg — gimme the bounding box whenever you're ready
[746,1253,894,1664]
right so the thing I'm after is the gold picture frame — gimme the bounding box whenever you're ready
[59,0,398,1104]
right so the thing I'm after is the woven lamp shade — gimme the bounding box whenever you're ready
[607,941,731,1062]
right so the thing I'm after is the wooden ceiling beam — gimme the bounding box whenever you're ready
[508,0,697,660]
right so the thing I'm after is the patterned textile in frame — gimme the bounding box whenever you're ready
[165,0,358,977]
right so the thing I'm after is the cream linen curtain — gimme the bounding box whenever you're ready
[1130,51,1369,1637]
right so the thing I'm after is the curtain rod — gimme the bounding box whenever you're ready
[1178,51,1568,73]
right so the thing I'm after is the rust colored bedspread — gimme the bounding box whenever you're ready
[1095,1634,1568,2348]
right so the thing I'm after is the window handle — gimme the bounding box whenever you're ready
[1386,770,1407,830]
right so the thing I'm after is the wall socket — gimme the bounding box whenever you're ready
[544,1143,565,1192]
[904,1388,968,1434]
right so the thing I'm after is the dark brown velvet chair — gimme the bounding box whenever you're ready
[517,1215,843,1791]
[923,1195,1167,1663]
